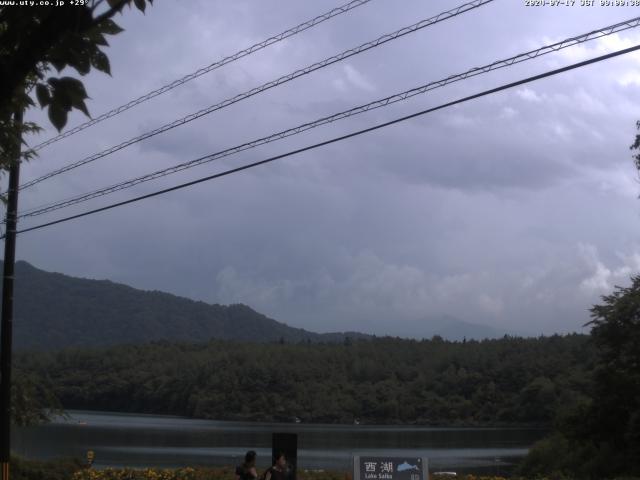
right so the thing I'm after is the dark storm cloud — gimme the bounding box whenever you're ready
[11,0,640,336]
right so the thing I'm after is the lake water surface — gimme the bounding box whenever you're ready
[13,411,546,474]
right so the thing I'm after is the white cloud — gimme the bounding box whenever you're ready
[516,88,542,103]
[618,72,640,87]
[588,166,639,199]
[552,33,640,64]
[499,106,518,119]
[343,64,376,92]
[578,243,640,294]
[478,294,504,316]
[216,266,296,307]
[332,77,348,92]
[444,113,475,128]
[573,89,606,115]
[551,121,572,140]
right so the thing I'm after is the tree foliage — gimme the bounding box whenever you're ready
[17,334,594,426]
[519,277,640,478]
[11,365,62,426]
[11,456,83,480]
[0,0,153,169]
[583,276,640,475]
[1,0,153,424]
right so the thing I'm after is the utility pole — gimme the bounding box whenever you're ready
[0,106,23,480]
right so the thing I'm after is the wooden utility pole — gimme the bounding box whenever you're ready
[0,106,23,480]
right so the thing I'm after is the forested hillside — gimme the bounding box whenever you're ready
[6,261,366,350]
[17,334,594,425]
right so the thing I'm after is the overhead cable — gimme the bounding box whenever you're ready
[30,0,375,152]
[16,0,495,192]
[10,43,640,237]
[17,15,640,220]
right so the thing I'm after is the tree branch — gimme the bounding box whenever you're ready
[93,0,130,25]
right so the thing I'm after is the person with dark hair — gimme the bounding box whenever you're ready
[235,450,258,480]
[263,451,287,480]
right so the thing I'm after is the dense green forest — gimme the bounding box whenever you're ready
[517,277,640,478]
[17,334,593,426]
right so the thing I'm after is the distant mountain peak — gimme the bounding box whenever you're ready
[7,261,366,351]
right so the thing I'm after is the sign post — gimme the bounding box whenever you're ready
[353,456,428,480]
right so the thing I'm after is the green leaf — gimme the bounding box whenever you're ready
[52,91,72,111]
[69,50,91,75]
[75,4,94,30]
[89,31,109,47]
[55,77,89,109]
[58,77,87,97]
[73,99,90,118]
[49,77,91,118]
[21,93,35,108]
[22,122,43,135]
[133,0,146,12]
[46,48,67,72]
[99,19,124,35]
[91,51,111,75]
[48,104,67,132]
[50,59,66,72]
[35,84,50,107]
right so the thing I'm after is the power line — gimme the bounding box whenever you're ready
[16,0,494,192]
[29,0,374,153]
[17,15,640,220]
[10,43,640,238]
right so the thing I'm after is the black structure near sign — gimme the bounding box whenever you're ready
[353,456,428,480]
[272,432,297,480]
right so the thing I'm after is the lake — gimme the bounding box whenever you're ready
[13,411,546,474]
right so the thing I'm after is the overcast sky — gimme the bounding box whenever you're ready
[10,0,640,337]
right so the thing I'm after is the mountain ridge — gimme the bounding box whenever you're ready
[6,260,368,350]
[3,260,508,350]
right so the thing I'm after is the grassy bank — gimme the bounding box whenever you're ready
[11,456,83,480]
[11,458,511,480]
[13,457,640,480]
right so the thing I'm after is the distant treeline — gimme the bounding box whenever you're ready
[17,334,594,426]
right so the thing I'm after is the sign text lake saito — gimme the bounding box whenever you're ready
[353,456,429,480]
